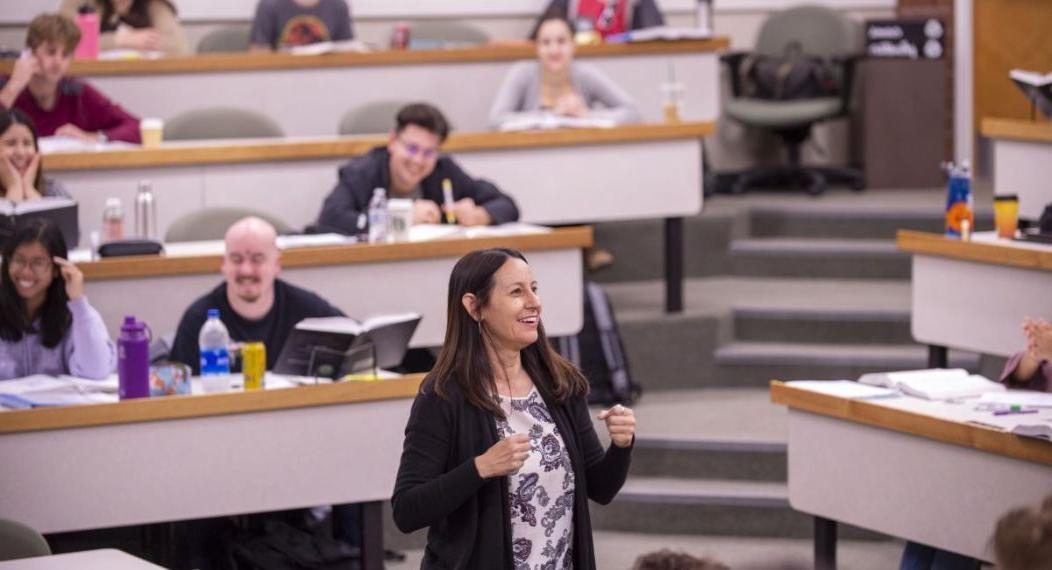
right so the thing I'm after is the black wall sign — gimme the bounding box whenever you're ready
[865,19,945,60]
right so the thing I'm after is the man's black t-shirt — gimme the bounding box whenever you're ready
[169,279,344,373]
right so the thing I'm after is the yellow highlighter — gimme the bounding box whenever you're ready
[442,178,457,224]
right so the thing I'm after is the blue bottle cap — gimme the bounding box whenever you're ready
[207,308,220,318]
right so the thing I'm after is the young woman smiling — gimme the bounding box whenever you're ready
[0,219,115,380]
[0,108,72,203]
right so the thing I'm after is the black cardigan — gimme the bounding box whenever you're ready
[392,377,632,569]
[313,147,520,235]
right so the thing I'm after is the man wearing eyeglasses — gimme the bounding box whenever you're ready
[313,103,519,234]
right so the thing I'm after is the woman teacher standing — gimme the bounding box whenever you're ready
[392,248,636,569]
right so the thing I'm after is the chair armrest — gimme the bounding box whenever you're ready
[720,51,751,98]
[831,53,863,115]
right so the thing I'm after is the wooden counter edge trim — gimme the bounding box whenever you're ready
[0,374,426,435]
[981,117,1052,144]
[769,381,1052,467]
[0,39,730,78]
[43,123,716,172]
[81,226,594,280]
[896,230,1052,272]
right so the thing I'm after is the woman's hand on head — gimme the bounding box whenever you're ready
[0,156,24,200]
[597,404,636,448]
[52,257,84,301]
[1024,318,1052,362]
[474,432,531,479]
[20,154,40,198]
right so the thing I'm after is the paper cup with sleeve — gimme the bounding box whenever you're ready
[388,199,414,242]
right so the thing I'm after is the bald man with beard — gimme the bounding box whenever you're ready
[169,216,344,374]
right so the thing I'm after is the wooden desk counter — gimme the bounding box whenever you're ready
[0,374,425,435]
[10,40,725,135]
[898,230,1052,359]
[771,381,1052,466]
[981,117,1052,220]
[0,40,730,78]
[772,380,1052,563]
[81,225,593,280]
[81,227,589,345]
[896,229,1052,272]
[44,122,715,172]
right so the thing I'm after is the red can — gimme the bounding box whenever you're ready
[390,22,411,50]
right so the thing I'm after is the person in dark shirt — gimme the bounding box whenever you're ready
[169,216,342,373]
[0,13,141,144]
[249,0,354,52]
[313,103,519,235]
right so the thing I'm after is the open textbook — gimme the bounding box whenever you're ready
[498,113,617,132]
[858,368,1005,400]
[273,313,421,378]
[0,197,79,248]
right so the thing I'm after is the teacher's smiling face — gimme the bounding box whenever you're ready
[466,257,541,353]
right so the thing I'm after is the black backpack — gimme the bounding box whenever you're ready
[555,282,641,406]
[739,41,839,100]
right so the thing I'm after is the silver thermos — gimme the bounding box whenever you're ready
[134,180,157,240]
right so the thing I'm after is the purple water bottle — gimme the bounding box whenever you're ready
[118,316,150,400]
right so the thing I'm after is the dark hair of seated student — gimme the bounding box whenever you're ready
[993,495,1052,570]
[395,102,451,143]
[0,219,72,348]
[95,0,179,31]
[0,108,43,195]
[530,5,577,39]
[633,549,730,570]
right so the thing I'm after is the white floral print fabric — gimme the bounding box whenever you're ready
[497,389,575,570]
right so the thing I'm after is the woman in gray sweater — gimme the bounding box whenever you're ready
[489,15,640,130]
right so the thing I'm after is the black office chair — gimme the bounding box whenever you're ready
[720,5,865,195]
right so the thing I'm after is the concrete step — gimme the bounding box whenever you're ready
[729,238,910,280]
[713,342,981,388]
[592,477,885,540]
[748,205,995,240]
[590,215,735,284]
[733,306,913,345]
[630,436,786,482]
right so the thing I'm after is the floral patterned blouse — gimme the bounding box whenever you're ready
[497,388,576,570]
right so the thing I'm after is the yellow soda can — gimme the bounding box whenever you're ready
[242,342,266,390]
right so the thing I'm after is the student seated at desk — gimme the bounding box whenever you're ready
[490,14,640,130]
[314,103,519,233]
[0,109,71,202]
[0,219,115,380]
[0,14,141,144]
[169,216,344,374]
[249,0,354,52]
[1000,316,1052,392]
[59,0,189,56]
[530,0,665,40]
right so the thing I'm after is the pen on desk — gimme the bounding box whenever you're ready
[442,178,456,224]
[993,408,1038,416]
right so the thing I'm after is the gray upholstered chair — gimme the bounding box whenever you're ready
[196,25,252,53]
[721,5,865,195]
[164,107,285,141]
[337,101,411,135]
[407,21,490,48]
[165,208,294,243]
[0,519,50,561]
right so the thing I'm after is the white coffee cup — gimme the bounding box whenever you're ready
[140,117,164,148]
[388,199,414,242]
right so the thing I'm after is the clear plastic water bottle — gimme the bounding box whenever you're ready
[199,309,231,391]
[367,187,389,244]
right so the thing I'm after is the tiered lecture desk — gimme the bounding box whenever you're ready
[771,381,1052,569]
[0,40,727,135]
[49,123,709,312]
[0,375,428,570]
[897,230,1052,367]
[982,118,1052,221]
[77,226,592,340]
[0,549,163,569]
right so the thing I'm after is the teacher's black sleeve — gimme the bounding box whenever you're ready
[571,395,633,505]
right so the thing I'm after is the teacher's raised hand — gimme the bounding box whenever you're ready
[597,404,636,448]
